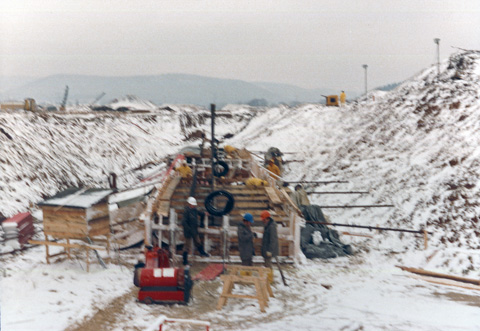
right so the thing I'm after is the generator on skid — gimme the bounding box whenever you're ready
[134,246,193,304]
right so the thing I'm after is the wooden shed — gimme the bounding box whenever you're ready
[38,187,113,240]
[33,187,114,271]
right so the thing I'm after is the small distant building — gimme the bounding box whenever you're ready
[0,98,36,111]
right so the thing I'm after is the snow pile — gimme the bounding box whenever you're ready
[226,50,480,276]
[0,104,259,216]
[108,95,158,111]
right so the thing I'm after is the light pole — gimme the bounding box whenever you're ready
[362,64,368,95]
[434,38,440,76]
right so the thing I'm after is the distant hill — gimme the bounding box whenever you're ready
[0,76,38,94]
[0,73,359,107]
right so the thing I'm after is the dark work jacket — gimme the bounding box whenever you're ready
[261,218,279,258]
[182,206,205,238]
[237,222,255,262]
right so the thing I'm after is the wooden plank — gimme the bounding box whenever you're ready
[264,187,282,205]
[397,266,480,285]
[409,274,480,291]
[44,231,87,240]
[41,205,87,216]
[217,276,233,309]
[160,175,181,200]
[157,201,171,217]
[44,231,110,240]
[29,240,106,250]
[44,219,88,231]
[43,213,86,225]
[156,176,181,217]
[43,223,87,235]
[43,216,109,237]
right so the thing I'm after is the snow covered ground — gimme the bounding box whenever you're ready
[2,50,480,330]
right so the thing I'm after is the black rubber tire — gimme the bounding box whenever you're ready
[204,190,235,216]
[213,160,229,177]
[143,297,154,305]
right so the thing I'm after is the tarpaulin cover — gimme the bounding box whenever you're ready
[300,205,353,259]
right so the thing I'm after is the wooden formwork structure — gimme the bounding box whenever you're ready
[143,149,306,263]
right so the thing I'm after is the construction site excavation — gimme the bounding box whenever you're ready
[2,50,480,331]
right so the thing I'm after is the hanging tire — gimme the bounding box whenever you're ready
[213,160,229,177]
[204,190,235,216]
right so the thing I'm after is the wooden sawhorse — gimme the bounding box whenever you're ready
[216,265,274,312]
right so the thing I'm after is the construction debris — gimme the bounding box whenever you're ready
[2,212,35,250]
[397,266,480,286]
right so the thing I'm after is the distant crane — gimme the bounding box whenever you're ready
[60,85,69,111]
[89,92,106,108]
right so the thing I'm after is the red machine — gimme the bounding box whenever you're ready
[134,246,193,304]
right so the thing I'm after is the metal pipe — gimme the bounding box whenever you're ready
[316,204,394,208]
[286,180,349,184]
[308,191,369,195]
[434,38,440,76]
[306,221,432,235]
[363,64,368,94]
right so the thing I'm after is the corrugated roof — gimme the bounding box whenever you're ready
[38,188,113,209]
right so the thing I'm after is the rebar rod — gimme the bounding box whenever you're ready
[306,221,432,234]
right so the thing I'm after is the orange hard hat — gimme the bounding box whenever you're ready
[260,210,271,220]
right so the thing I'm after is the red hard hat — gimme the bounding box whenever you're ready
[260,210,271,220]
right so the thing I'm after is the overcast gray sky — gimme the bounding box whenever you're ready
[1,0,479,92]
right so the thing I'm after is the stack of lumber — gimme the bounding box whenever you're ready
[0,224,4,243]
[2,212,35,249]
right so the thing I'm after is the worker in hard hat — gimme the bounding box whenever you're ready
[238,213,256,266]
[260,210,279,270]
[266,159,281,178]
[340,91,346,106]
[176,159,192,180]
[182,196,209,265]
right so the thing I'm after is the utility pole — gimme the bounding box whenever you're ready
[362,64,368,95]
[210,103,216,191]
[434,38,440,76]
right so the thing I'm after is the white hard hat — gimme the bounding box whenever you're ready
[187,196,197,206]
